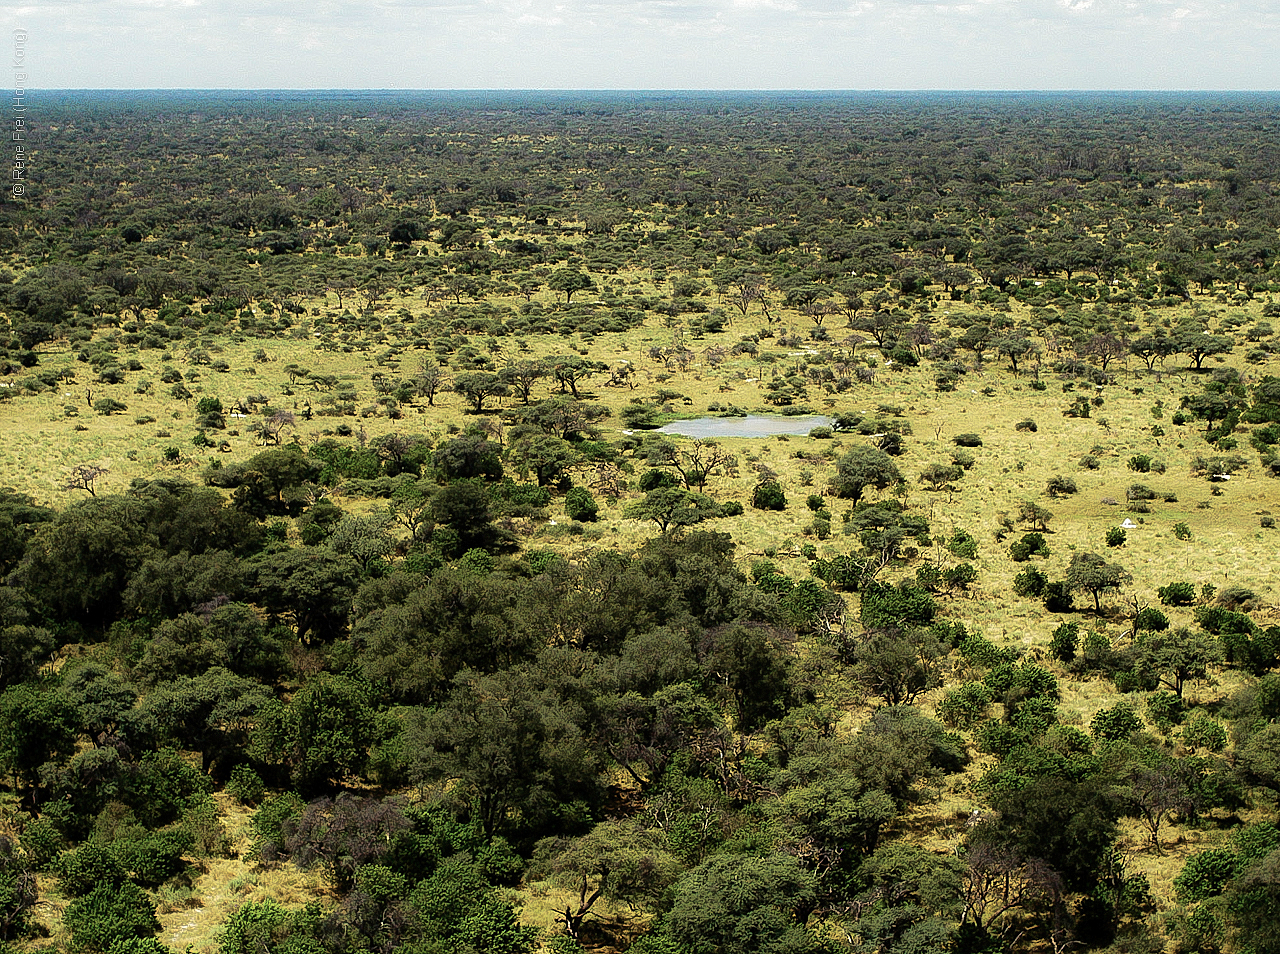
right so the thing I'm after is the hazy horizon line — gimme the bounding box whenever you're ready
[30,87,1280,95]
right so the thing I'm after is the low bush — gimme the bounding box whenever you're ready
[938,682,995,729]
[63,881,161,951]
[1049,622,1079,662]
[1157,581,1196,606]
[751,480,787,511]
[564,486,599,522]
[1009,532,1050,562]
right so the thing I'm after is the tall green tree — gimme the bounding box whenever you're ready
[662,853,820,954]
[405,665,603,838]
[834,446,902,505]
[1064,552,1132,614]
[11,495,157,627]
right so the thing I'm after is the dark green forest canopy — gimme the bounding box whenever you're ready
[6,91,1280,335]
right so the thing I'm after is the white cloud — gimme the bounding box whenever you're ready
[5,0,1277,86]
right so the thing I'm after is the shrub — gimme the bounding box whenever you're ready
[1091,702,1142,741]
[1173,522,1192,541]
[947,529,978,559]
[1217,585,1261,612]
[217,899,291,954]
[226,765,266,805]
[1008,695,1059,736]
[20,819,63,871]
[113,829,194,887]
[564,487,599,522]
[1081,630,1113,668]
[859,580,936,630]
[1157,581,1196,606]
[975,719,1027,758]
[958,634,1018,670]
[1182,711,1228,752]
[1145,691,1184,732]
[249,793,305,860]
[1049,622,1080,662]
[57,841,126,897]
[1005,663,1059,701]
[943,563,978,591]
[1134,607,1170,633]
[0,836,36,938]
[94,397,128,415]
[1127,483,1157,501]
[1013,566,1048,598]
[1105,527,1126,547]
[1045,475,1077,497]
[938,682,995,729]
[1174,847,1237,903]
[1015,419,1038,432]
[63,881,161,951]
[637,468,679,491]
[751,480,787,511]
[457,548,496,575]
[1042,581,1074,613]
[1079,454,1100,469]
[953,433,983,447]
[1009,532,1050,562]
[1128,454,1152,473]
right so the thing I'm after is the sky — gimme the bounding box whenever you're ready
[6,0,1279,90]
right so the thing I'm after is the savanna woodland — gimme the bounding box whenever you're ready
[3,90,1280,954]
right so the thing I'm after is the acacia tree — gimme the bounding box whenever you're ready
[547,268,595,304]
[995,332,1037,374]
[1115,755,1197,851]
[646,438,736,491]
[507,433,578,487]
[1065,551,1131,614]
[663,854,818,954]
[1177,331,1235,371]
[451,372,510,413]
[624,486,720,535]
[834,445,902,505]
[717,272,766,319]
[533,822,683,939]
[548,355,607,399]
[412,359,445,407]
[849,627,947,706]
[1134,627,1220,698]
[405,667,601,838]
[1080,332,1128,371]
[1129,333,1174,372]
[501,359,549,405]
[63,464,109,497]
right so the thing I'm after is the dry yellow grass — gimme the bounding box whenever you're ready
[158,795,329,954]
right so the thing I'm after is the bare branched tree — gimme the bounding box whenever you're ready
[64,464,109,496]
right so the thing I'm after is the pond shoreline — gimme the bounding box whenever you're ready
[654,414,835,438]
